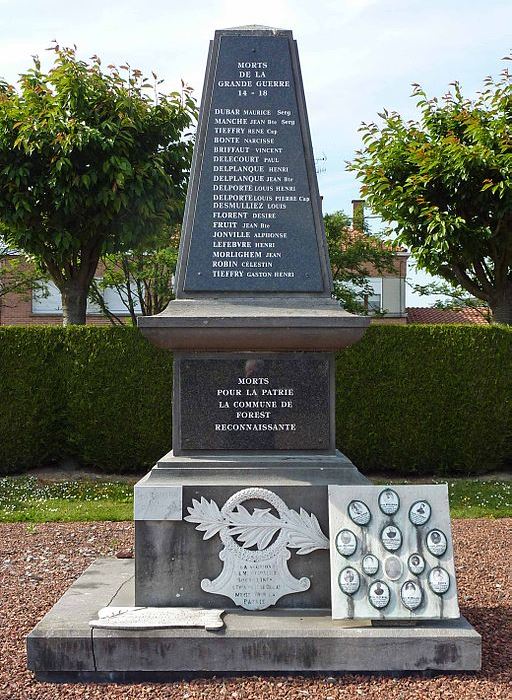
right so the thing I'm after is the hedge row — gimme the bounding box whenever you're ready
[0,325,510,476]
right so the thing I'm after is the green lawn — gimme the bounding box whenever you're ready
[0,475,510,523]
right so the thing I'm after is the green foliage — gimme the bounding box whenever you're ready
[0,45,197,323]
[63,327,173,471]
[324,210,395,314]
[0,325,511,476]
[336,324,512,475]
[0,327,65,473]
[348,60,512,322]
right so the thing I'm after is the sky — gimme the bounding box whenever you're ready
[1,0,511,305]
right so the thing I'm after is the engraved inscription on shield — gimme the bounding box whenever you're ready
[384,555,403,581]
[381,524,402,552]
[368,580,390,609]
[408,553,426,575]
[338,566,360,595]
[335,529,357,557]
[378,489,400,515]
[426,529,448,556]
[401,580,423,610]
[428,566,450,594]
[347,500,371,526]
[409,500,431,526]
[184,488,329,610]
[361,554,379,576]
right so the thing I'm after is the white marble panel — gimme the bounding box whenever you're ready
[134,475,182,520]
[328,484,460,621]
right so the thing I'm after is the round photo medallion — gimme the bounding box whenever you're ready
[335,529,357,557]
[408,500,432,526]
[401,580,423,610]
[361,554,379,576]
[428,566,450,594]
[338,566,360,595]
[381,524,402,551]
[408,553,426,575]
[426,529,448,556]
[347,500,371,526]
[378,489,400,515]
[384,555,403,581]
[368,580,390,610]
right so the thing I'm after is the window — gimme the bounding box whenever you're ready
[365,278,382,314]
[32,280,133,315]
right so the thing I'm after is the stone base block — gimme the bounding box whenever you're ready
[27,558,481,680]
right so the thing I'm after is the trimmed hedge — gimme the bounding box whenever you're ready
[336,324,512,475]
[0,324,510,475]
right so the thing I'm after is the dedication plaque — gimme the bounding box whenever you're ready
[176,353,331,451]
[179,33,328,293]
[328,484,460,620]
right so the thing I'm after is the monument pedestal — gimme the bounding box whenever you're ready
[27,558,482,680]
[134,451,368,609]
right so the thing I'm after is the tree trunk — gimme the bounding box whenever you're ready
[61,282,89,325]
[490,283,512,325]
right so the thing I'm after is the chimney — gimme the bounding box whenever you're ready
[351,199,365,230]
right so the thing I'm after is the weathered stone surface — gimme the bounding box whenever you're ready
[175,352,331,452]
[329,485,460,620]
[134,475,182,520]
[175,28,331,295]
[27,558,482,678]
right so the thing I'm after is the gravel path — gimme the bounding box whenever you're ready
[0,519,510,699]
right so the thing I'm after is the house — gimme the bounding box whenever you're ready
[348,200,409,325]
[406,306,490,324]
[0,201,408,325]
[0,253,132,325]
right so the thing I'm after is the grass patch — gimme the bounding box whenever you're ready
[0,477,133,522]
[0,476,510,522]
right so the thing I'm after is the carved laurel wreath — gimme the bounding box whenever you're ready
[185,488,329,555]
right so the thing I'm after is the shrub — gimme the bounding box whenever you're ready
[0,324,510,476]
[63,327,173,472]
[0,327,65,473]
[336,324,512,475]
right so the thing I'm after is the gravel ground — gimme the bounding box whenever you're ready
[0,519,510,699]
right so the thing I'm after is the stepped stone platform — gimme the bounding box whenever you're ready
[27,558,481,680]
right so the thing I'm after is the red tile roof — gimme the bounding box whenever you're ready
[406,307,490,324]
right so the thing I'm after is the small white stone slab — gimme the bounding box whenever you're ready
[134,474,182,520]
[89,607,225,631]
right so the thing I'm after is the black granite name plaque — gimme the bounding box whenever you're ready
[175,353,331,451]
[177,29,330,294]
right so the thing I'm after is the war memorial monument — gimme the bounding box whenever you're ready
[27,25,481,678]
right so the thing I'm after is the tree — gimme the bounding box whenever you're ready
[348,59,512,324]
[0,44,196,324]
[324,210,395,314]
[88,227,179,326]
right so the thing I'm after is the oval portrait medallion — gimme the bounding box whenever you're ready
[428,566,450,594]
[408,553,426,575]
[335,529,357,557]
[348,500,371,526]
[408,500,431,526]
[368,580,391,609]
[426,529,448,556]
[378,489,400,515]
[361,554,379,576]
[401,580,423,610]
[384,555,403,581]
[338,566,360,595]
[381,524,402,552]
